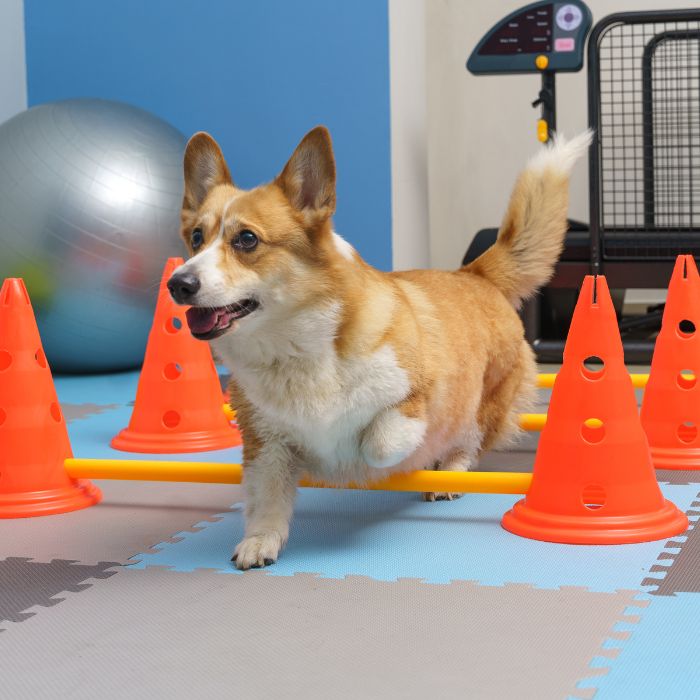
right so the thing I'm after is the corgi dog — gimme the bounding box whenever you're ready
[168,126,591,569]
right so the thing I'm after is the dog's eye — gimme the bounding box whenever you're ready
[233,230,259,251]
[191,228,204,250]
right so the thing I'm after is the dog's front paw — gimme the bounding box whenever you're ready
[232,531,284,570]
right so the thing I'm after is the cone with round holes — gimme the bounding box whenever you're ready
[111,258,241,452]
[641,255,700,469]
[0,278,101,517]
[502,275,687,544]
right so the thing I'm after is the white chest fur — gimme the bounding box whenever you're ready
[214,304,412,474]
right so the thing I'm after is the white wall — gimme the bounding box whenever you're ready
[426,0,700,273]
[389,0,430,270]
[0,0,27,125]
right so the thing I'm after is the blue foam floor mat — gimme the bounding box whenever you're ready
[129,484,697,592]
[581,592,700,698]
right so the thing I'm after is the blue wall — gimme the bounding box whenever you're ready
[24,0,392,270]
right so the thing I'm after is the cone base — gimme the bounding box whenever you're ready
[111,425,242,454]
[501,498,688,544]
[650,446,700,470]
[0,479,102,519]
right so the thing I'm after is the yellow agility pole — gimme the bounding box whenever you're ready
[519,413,547,431]
[65,458,532,495]
[223,404,236,421]
[537,373,648,389]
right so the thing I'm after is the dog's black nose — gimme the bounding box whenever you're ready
[167,272,201,304]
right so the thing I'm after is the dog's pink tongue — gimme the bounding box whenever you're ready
[186,307,218,335]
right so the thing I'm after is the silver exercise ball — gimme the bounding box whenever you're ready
[0,98,186,372]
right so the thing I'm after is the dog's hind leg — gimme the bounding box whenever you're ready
[423,343,536,502]
[423,442,480,502]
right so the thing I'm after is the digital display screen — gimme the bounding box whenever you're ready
[479,4,552,55]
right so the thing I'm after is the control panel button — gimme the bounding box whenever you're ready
[554,37,575,52]
[556,4,582,31]
[535,54,549,69]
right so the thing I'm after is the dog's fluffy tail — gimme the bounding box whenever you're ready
[465,130,593,307]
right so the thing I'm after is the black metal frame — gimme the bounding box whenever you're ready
[641,28,700,233]
[588,8,700,279]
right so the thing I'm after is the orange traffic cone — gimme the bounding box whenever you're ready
[641,255,700,469]
[0,278,101,518]
[111,258,241,453]
[502,275,687,544]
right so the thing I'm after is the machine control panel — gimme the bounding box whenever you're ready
[467,1,591,74]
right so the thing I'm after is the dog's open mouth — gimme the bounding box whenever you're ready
[186,299,260,340]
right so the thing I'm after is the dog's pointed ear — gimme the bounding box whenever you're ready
[276,126,336,220]
[183,132,233,210]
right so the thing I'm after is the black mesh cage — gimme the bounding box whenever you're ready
[589,11,700,263]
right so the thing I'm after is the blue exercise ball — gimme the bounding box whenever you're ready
[0,98,186,372]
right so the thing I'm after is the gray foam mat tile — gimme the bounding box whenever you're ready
[643,494,700,596]
[657,469,700,485]
[62,403,120,423]
[0,566,640,700]
[479,449,535,471]
[1,480,243,565]
[0,558,119,630]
